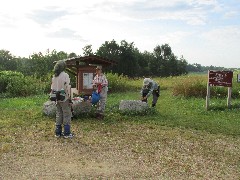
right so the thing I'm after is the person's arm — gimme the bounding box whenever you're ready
[64,74,71,99]
[101,74,108,86]
[146,83,154,98]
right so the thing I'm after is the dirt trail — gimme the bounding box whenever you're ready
[1,124,240,179]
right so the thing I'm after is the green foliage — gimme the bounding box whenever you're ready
[0,50,17,71]
[106,72,138,92]
[0,70,49,97]
[0,71,24,93]
[96,40,188,77]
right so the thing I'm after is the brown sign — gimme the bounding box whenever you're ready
[208,70,233,87]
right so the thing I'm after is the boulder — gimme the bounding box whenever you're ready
[43,101,56,117]
[43,98,92,117]
[72,100,92,116]
[119,100,149,112]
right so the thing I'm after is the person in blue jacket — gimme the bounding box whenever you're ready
[140,78,160,107]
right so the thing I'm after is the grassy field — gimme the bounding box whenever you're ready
[1,76,240,179]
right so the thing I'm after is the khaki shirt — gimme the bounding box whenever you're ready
[51,71,71,100]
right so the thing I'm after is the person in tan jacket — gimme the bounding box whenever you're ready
[51,60,73,138]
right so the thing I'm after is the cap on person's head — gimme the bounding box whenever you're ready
[143,78,151,86]
[96,65,102,70]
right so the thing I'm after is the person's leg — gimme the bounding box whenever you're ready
[152,91,158,107]
[61,100,73,137]
[55,102,63,136]
[97,87,107,119]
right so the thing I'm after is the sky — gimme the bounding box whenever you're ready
[0,0,239,68]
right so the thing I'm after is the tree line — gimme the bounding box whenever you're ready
[0,39,231,78]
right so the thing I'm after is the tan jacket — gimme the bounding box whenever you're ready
[51,71,71,101]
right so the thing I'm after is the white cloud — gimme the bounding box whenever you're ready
[0,0,239,67]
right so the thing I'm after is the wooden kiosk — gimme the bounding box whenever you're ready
[64,55,117,97]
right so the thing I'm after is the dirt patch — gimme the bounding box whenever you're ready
[1,122,240,179]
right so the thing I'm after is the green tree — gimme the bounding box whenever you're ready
[0,49,17,71]
[96,39,121,73]
[82,45,94,56]
[118,40,139,77]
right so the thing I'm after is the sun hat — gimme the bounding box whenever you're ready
[143,78,151,86]
[96,65,102,70]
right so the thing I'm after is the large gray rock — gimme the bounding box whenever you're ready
[43,99,92,117]
[43,101,56,117]
[119,100,149,112]
[72,100,92,116]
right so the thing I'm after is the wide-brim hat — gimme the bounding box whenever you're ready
[143,78,151,85]
[96,65,102,70]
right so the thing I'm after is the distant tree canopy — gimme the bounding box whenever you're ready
[95,40,188,77]
[1,39,232,78]
[186,63,234,73]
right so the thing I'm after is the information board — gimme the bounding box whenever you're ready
[208,70,233,87]
[83,73,93,89]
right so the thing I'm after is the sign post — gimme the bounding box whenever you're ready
[206,70,233,110]
[237,74,240,83]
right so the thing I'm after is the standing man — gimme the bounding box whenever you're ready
[141,78,160,107]
[51,60,73,138]
[92,65,108,119]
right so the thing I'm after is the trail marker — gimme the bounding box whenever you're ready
[206,70,233,110]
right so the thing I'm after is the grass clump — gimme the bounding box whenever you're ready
[172,74,240,98]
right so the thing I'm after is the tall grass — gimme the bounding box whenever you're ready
[171,73,240,98]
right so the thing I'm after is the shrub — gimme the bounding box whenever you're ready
[106,73,138,92]
[0,70,48,97]
[0,71,24,93]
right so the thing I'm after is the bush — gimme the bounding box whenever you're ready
[0,71,24,93]
[0,70,49,97]
[106,73,138,92]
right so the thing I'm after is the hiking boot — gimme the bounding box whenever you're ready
[95,112,104,120]
[97,114,104,120]
[55,133,62,138]
[63,133,74,139]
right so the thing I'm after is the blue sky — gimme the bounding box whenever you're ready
[0,0,239,68]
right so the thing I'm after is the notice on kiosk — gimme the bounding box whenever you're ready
[83,73,93,89]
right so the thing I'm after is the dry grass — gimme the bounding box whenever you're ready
[1,119,240,179]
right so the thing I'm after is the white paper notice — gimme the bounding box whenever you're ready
[83,73,93,89]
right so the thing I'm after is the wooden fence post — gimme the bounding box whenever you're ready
[206,84,210,110]
[227,87,232,108]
